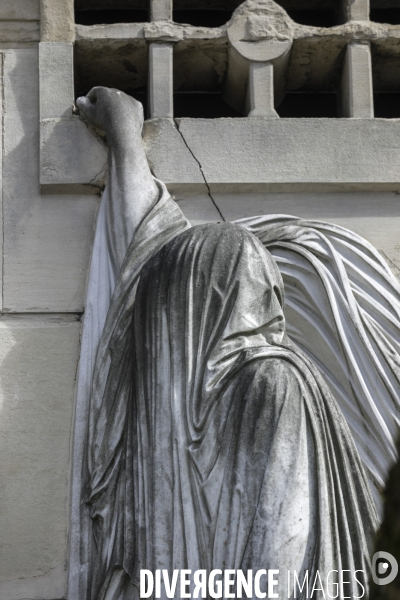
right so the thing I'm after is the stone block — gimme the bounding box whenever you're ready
[0,0,40,21]
[173,118,400,190]
[4,49,99,313]
[0,21,39,43]
[40,117,107,193]
[339,42,374,118]
[39,42,74,119]
[148,43,174,119]
[143,118,205,186]
[0,316,81,600]
[40,0,74,42]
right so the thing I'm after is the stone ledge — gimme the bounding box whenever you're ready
[40,117,107,194]
[41,117,400,193]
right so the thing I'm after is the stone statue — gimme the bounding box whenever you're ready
[68,88,400,600]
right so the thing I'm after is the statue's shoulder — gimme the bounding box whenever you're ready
[234,352,306,398]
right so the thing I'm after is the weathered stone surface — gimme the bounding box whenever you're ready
[40,0,74,42]
[0,0,40,21]
[174,118,400,188]
[39,42,74,119]
[343,0,370,22]
[150,0,172,22]
[0,21,39,43]
[143,118,205,185]
[4,49,99,312]
[75,23,145,41]
[0,316,81,599]
[246,62,279,117]
[40,117,107,192]
[40,113,400,193]
[148,43,174,118]
[227,0,294,61]
[174,191,223,224]
[339,42,374,118]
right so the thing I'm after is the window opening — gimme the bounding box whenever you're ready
[174,92,243,118]
[277,92,338,118]
[372,42,400,117]
[274,0,338,26]
[172,40,236,117]
[173,10,232,27]
[285,9,336,27]
[370,9,400,23]
[74,41,149,115]
[75,0,148,26]
[374,93,400,118]
[173,0,242,27]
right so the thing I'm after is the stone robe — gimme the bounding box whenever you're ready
[70,188,379,600]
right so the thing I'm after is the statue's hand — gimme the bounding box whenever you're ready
[76,86,144,142]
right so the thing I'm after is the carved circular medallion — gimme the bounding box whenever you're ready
[227,0,293,62]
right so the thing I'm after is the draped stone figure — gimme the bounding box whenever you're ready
[68,88,400,600]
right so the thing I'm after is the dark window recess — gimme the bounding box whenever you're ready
[174,92,243,118]
[75,9,148,25]
[173,10,232,27]
[277,93,338,118]
[370,9,400,24]
[285,9,336,27]
[374,93,400,118]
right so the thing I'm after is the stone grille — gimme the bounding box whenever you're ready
[72,0,400,119]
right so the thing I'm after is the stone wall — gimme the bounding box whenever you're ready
[1,0,400,599]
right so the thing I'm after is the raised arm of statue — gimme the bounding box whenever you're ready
[76,87,159,269]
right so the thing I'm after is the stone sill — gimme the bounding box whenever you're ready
[40,116,400,194]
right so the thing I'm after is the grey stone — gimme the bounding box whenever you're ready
[150,0,172,22]
[339,42,374,118]
[148,43,174,119]
[343,0,370,22]
[0,0,40,22]
[0,21,40,43]
[40,117,107,193]
[246,62,279,117]
[40,0,74,42]
[143,118,205,186]
[39,42,74,119]
[0,316,81,599]
[4,49,99,313]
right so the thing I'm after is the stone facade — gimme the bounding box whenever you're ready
[2,0,400,598]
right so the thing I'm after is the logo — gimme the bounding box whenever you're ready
[371,552,398,586]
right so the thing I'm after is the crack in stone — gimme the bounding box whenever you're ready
[174,119,225,223]
[88,160,107,191]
